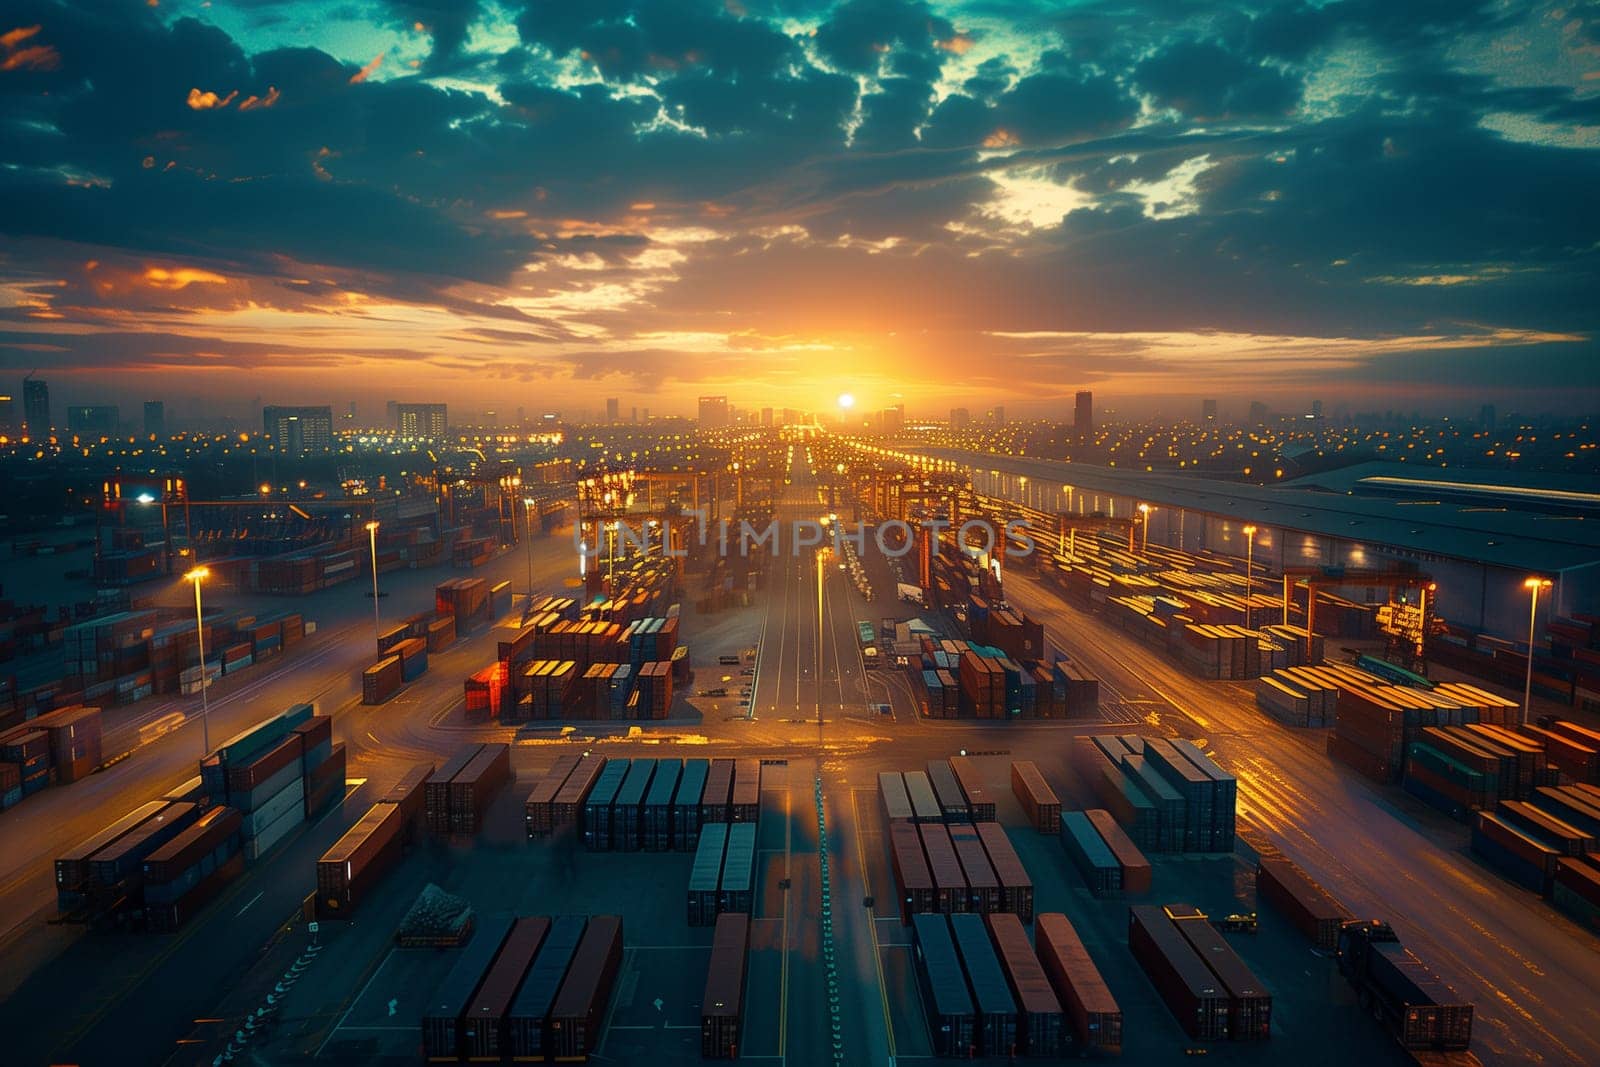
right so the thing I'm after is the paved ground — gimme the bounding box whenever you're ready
[1,447,1597,1065]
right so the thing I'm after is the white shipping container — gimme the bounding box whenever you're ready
[242,776,305,836]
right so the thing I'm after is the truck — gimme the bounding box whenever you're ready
[1336,920,1473,1052]
[897,582,926,606]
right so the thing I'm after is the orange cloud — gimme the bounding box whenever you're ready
[238,85,280,111]
[1,24,41,49]
[936,33,974,55]
[349,53,383,84]
[1,25,59,72]
[982,128,1020,148]
[143,266,229,290]
[187,87,238,110]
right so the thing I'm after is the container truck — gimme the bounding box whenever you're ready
[1336,920,1473,1052]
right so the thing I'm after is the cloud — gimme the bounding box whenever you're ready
[187,86,239,109]
[348,52,383,83]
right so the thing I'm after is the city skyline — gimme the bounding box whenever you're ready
[2,1,1598,415]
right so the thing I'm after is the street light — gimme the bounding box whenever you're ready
[365,520,381,650]
[1522,577,1552,726]
[1137,502,1151,555]
[184,567,212,755]
[522,497,536,607]
[1242,525,1257,628]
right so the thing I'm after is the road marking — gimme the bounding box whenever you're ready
[316,948,395,1057]
[851,790,898,1059]
[234,891,264,917]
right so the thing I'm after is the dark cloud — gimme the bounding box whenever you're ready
[1136,40,1302,119]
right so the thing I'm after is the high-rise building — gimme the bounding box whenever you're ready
[761,407,774,427]
[143,401,166,437]
[68,405,120,436]
[949,407,970,429]
[23,378,48,437]
[0,394,13,436]
[1311,399,1323,419]
[1073,392,1092,439]
[605,397,620,424]
[263,405,334,453]
[396,403,448,438]
[698,395,729,428]
[631,406,638,424]
[1479,404,1496,431]
[1248,400,1268,425]
[989,406,1006,425]
[1202,399,1218,421]
[880,405,905,433]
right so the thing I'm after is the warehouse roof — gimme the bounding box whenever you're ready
[922,449,1600,575]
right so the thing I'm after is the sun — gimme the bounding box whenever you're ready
[837,393,855,409]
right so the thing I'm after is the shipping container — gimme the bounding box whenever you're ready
[449,743,512,835]
[1060,811,1122,897]
[551,754,608,830]
[975,821,1033,922]
[879,771,914,824]
[1085,809,1153,895]
[985,912,1064,1057]
[462,916,551,1061]
[1036,912,1122,1052]
[927,760,971,822]
[525,754,583,839]
[548,914,623,1061]
[642,758,682,852]
[426,745,485,836]
[701,757,735,825]
[731,758,761,823]
[363,655,403,704]
[1127,905,1230,1041]
[912,914,976,1057]
[948,824,1001,913]
[889,820,935,923]
[905,770,943,824]
[1337,921,1473,1051]
[611,758,657,852]
[947,756,995,821]
[141,806,243,901]
[56,800,169,898]
[422,914,515,1061]
[1169,905,1272,1040]
[87,801,200,888]
[950,913,1019,1056]
[317,801,404,914]
[919,823,968,913]
[702,913,750,1059]
[1010,761,1062,834]
[674,758,709,850]
[689,823,729,926]
[1256,855,1352,951]
[720,822,758,915]
[507,916,587,1061]
[584,759,631,852]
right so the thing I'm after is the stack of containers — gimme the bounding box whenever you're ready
[141,805,244,931]
[421,914,515,1061]
[634,661,673,719]
[1256,854,1353,951]
[948,824,1001,913]
[985,912,1064,1057]
[203,704,320,860]
[55,801,170,911]
[975,822,1034,922]
[390,637,428,683]
[507,916,587,1061]
[926,760,970,822]
[1059,811,1123,897]
[959,652,1005,718]
[549,754,608,832]
[904,771,943,824]
[426,745,484,835]
[583,759,631,851]
[1127,905,1231,1041]
[911,913,975,1057]
[1,726,49,799]
[730,759,761,823]
[919,823,968,913]
[889,821,935,923]
[949,912,1018,1057]
[1167,903,1273,1041]
[947,757,995,821]
[610,759,657,852]
[673,758,709,851]
[461,917,551,1062]
[464,664,506,724]
[524,754,583,839]
[449,744,512,834]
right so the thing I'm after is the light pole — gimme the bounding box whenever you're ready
[1522,577,1551,726]
[365,520,381,650]
[185,567,211,755]
[522,497,536,608]
[1242,525,1257,629]
[816,546,827,729]
[1137,503,1151,555]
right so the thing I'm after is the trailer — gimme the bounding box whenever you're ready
[1337,920,1473,1051]
[701,913,750,1059]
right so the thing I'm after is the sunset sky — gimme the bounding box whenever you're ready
[2,0,1598,420]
